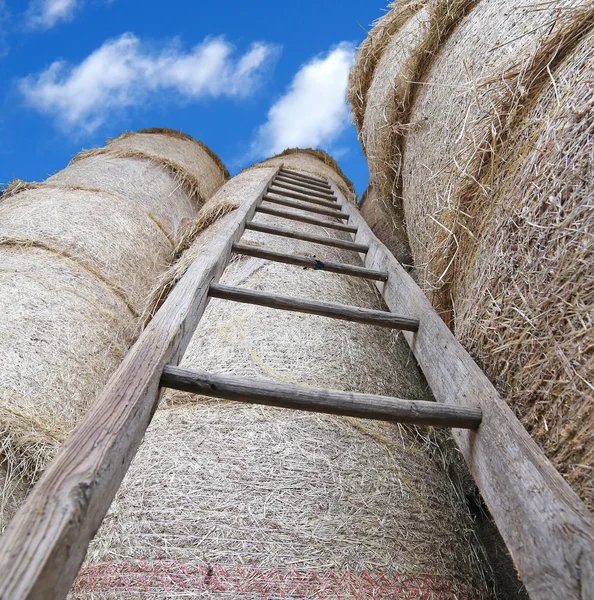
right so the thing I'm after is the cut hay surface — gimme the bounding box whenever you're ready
[452,26,594,509]
[402,0,580,304]
[0,187,172,314]
[48,154,197,240]
[0,247,133,487]
[348,0,428,132]
[108,130,228,200]
[0,131,228,532]
[78,162,490,598]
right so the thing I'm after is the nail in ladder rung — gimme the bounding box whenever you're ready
[209,283,419,331]
[232,243,387,280]
[160,366,482,429]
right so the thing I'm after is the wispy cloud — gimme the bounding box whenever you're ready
[19,34,278,132]
[26,0,80,30]
[253,42,355,156]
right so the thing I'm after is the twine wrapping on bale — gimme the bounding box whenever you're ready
[0,130,228,531]
[74,154,491,598]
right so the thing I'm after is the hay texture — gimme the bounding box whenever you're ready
[77,156,489,598]
[349,0,594,507]
[0,131,228,531]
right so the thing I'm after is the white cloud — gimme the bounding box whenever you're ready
[253,42,355,156]
[26,0,79,29]
[20,34,278,131]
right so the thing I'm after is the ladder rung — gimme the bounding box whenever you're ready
[280,168,327,185]
[267,187,339,209]
[263,196,349,220]
[209,283,419,331]
[161,366,482,429]
[256,206,358,233]
[245,222,369,253]
[275,175,332,193]
[232,243,387,281]
[272,180,336,200]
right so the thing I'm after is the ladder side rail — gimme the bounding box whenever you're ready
[0,166,283,600]
[331,180,594,600]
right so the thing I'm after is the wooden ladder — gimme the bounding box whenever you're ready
[0,165,591,600]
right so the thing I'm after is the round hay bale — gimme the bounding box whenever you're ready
[107,127,230,200]
[349,0,593,508]
[452,24,594,509]
[359,185,413,266]
[76,158,489,598]
[0,131,228,530]
[401,0,580,304]
[347,0,428,133]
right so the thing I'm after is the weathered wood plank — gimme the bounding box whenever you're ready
[255,205,357,232]
[271,180,336,200]
[275,175,332,193]
[266,187,340,210]
[160,366,483,429]
[330,178,594,600]
[0,166,283,600]
[232,243,387,281]
[244,221,369,253]
[262,196,349,220]
[208,283,419,331]
[280,168,327,185]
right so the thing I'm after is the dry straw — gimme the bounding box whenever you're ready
[76,153,491,598]
[0,130,228,530]
[349,0,593,508]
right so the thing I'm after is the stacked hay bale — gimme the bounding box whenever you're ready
[348,0,593,510]
[0,128,228,529]
[73,152,490,598]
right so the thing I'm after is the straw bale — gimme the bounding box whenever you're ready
[451,24,594,509]
[0,187,172,315]
[77,161,489,598]
[401,0,581,307]
[0,131,228,531]
[0,246,133,485]
[359,184,413,266]
[0,464,28,534]
[347,1,428,133]
[108,129,229,200]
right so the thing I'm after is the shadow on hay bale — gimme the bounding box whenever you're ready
[73,155,496,599]
[348,0,593,516]
[0,129,228,530]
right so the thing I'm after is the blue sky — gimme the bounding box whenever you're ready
[0,1,385,196]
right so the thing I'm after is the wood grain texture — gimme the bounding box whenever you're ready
[255,205,357,232]
[266,188,342,210]
[208,283,419,331]
[275,175,332,193]
[0,167,283,600]
[330,178,594,600]
[263,195,348,219]
[271,180,336,200]
[245,221,369,253]
[232,243,387,281]
[280,168,328,185]
[161,366,482,429]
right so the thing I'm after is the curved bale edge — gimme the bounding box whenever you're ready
[0,130,228,531]
[347,0,429,133]
[108,127,232,181]
[448,12,594,509]
[361,0,477,223]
